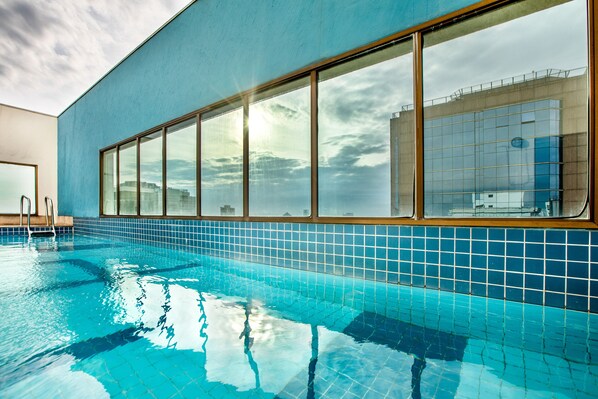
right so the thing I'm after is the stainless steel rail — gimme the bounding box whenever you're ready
[19,195,56,237]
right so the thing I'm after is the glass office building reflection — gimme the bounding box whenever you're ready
[391,68,588,218]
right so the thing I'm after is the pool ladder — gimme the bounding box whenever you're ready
[20,195,56,237]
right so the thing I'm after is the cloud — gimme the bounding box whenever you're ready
[0,0,190,115]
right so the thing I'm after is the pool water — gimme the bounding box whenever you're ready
[0,235,596,399]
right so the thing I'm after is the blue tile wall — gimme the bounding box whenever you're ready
[74,217,598,313]
[0,226,73,236]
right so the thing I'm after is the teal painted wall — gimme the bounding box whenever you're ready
[58,0,478,217]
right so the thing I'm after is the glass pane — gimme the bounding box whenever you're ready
[140,132,163,215]
[249,79,311,217]
[201,103,243,217]
[119,141,137,215]
[102,149,117,215]
[0,162,36,214]
[166,119,197,216]
[423,0,588,218]
[318,40,414,217]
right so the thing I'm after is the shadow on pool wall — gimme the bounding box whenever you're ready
[73,217,598,313]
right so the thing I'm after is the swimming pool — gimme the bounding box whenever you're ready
[0,234,596,398]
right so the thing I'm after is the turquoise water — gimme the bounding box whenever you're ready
[0,235,596,399]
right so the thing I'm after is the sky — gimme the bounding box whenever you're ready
[0,0,190,116]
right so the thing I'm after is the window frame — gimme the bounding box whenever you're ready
[99,0,597,229]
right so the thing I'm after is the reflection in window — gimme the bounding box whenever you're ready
[249,79,311,217]
[102,149,117,215]
[201,103,244,217]
[421,0,588,218]
[119,141,137,215]
[166,119,197,216]
[0,162,36,214]
[140,132,163,215]
[319,40,414,217]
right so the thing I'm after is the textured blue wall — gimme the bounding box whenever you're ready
[58,0,477,217]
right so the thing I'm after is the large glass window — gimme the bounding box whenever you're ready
[201,103,244,217]
[248,78,311,217]
[140,132,163,215]
[422,0,588,218]
[318,40,414,217]
[0,162,36,214]
[102,149,117,215]
[166,119,197,216]
[118,141,137,215]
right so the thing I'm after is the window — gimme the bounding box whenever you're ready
[318,40,414,217]
[140,131,163,215]
[0,161,36,214]
[249,78,311,217]
[166,119,197,216]
[201,102,244,217]
[118,141,137,215]
[102,149,117,215]
[99,0,594,226]
[422,0,588,218]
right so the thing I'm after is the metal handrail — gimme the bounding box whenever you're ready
[19,195,56,237]
[19,195,31,231]
[44,196,55,228]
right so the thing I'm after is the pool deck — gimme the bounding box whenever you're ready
[0,215,73,228]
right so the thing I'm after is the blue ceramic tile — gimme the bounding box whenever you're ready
[471,283,487,296]
[506,229,524,242]
[545,292,565,308]
[568,262,589,279]
[455,267,470,281]
[440,252,454,266]
[412,275,425,287]
[426,238,439,251]
[525,289,543,305]
[471,269,486,283]
[568,230,589,245]
[525,243,544,259]
[525,274,543,290]
[506,242,523,257]
[545,276,565,292]
[440,265,454,279]
[426,251,439,264]
[488,241,504,256]
[525,229,544,243]
[488,228,505,241]
[566,295,587,311]
[488,285,504,299]
[546,260,566,277]
[440,239,454,252]
[440,227,455,238]
[471,228,487,240]
[455,281,469,293]
[546,244,565,260]
[506,272,523,288]
[455,227,470,239]
[488,270,504,285]
[455,239,470,253]
[546,229,566,244]
[471,255,487,269]
[413,263,425,276]
[525,259,544,274]
[567,245,588,262]
[439,278,454,291]
[567,278,588,296]
[472,240,488,254]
